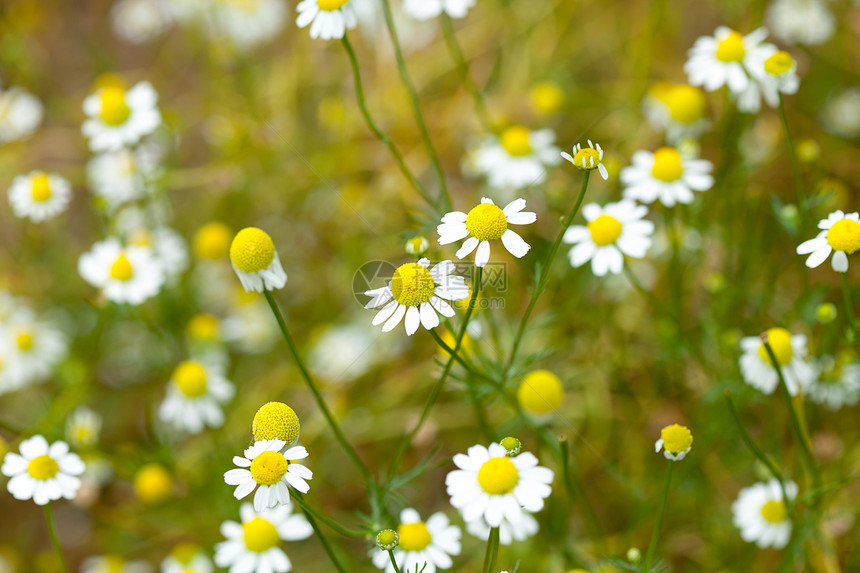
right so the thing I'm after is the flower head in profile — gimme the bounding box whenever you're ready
[82,81,162,152]
[295,0,357,40]
[796,210,860,273]
[560,140,609,180]
[229,227,288,293]
[732,478,796,549]
[371,508,462,573]
[78,237,166,304]
[469,126,562,190]
[655,424,693,461]
[224,440,313,512]
[437,198,536,267]
[620,147,714,207]
[365,259,469,335]
[159,360,235,434]
[2,435,85,505]
[403,0,475,20]
[8,171,72,223]
[739,327,817,395]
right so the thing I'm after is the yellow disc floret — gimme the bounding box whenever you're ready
[572,148,601,171]
[27,455,59,480]
[517,369,563,414]
[253,402,301,443]
[826,218,860,254]
[477,457,519,495]
[530,81,564,115]
[99,86,131,126]
[588,215,623,246]
[110,254,134,281]
[764,51,794,76]
[391,263,436,307]
[466,203,508,241]
[16,331,34,351]
[500,126,533,157]
[666,85,706,124]
[317,0,348,10]
[31,174,52,202]
[250,450,289,485]
[397,522,432,552]
[760,500,786,523]
[134,463,172,503]
[715,30,746,63]
[187,313,220,342]
[193,222,232,260]
[230,227,276,273]
[660,424,693,454]
[758,327,793,365]
[651,147,684,182]
[243,517,280,552]
[172,361,208,398]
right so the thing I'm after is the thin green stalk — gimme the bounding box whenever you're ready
[777,93,806,223]
[263,290,373,485]
[439,13,493,131]
[340,35,438,210]
[289,490,366,538]
[428,329,497,385]
[387,550,403,573]
[378,0,453,211]
[504,172,591,378]
[481,527,500,573]
[44,503,69,573]
[641,461,674,573]
[841,273,859,341]
[299,504,347,573]
[559,434,604,544]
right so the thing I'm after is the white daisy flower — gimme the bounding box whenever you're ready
[654,424,693,461]
[1,308,67,392]
[684,27,773,103]
[758,49,801,108]
[437,197,536,268]
[403,0,474,20]
[766,0,835,46]
[82,81,162,152]
[1,435,85,505]
[214,502,312,573]
[110,0,172,45]
[364,258,469,336]
[224,440,313,512]
[371,508,461,573]
[445,442,554,529]
[563,199,654,276]
[821,88,860,140]
[81,556,153,573]
[296,0,357,40]
[0,85,43,144]
[739,327,817,395]
[128,226,190,282]
[642,82,710,143]
[7,171,72,222]
[160,544,213,573]
[465,511,539,545]
[78,238,166,304]
[796,210,860,273]
[620,147,714,207]
[87,145,161,208]
[229,227,288,293]
[211,0,288,50]
[560,140,609,180]
[469,127,562,190]
[66,406,102,448]
[807,354,860,411]
[158,360,235,434]
[732,478,797,549]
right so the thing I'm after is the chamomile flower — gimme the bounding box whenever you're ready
[1,435,85,505]
[110,0,172,45]
[224,440,313,512]
[211,0,288,51]
[78,238,166,304]
[403,0,474,20]
[437,198,536,267]
[158,360,235,434]
[560,140,609,180]
[643,82,710,142]
[229,227,288,293]
[796,211,860,273]
[81,556,153,573]
[739,327,817,395]
[1,308,67,391]
[758,49,800,108]
[685,27,773,103]
[82,81,162,152]
[87,145,161,208]
[620,147,714,207]
[66,406,102,448]
[364,259,469,336]
[446,442,554,529]
[371,508,462,573]
[732,478,797,549]
[655,424,693,461]
[7,171,72,222]
[563,199,654,276]
[465,512,539,545]
[807,354,860,410]
[295,0,357,40]
[128,226,190,282]
[161,544,213,573]
[0,84,43,144]
[214,502,312,573]
[470,127,561,190]
[766,0,835,46]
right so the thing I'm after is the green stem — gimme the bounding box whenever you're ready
[387,550,403,573]
[379,0,453,211]
[481,527,500,573]
[44,503,69,573]
[841,273,859,341]
[641,461,674,573]
[439,14,493,131]
[428,329,497,385]
[777,93,806,224]
[289,490,366,538]
[263,290,373,485]
[340,35,438,210]
[298,504,347,573]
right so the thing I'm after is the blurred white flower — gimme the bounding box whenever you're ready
[643,82,710,143]
[81,556,153,573]
[403,0,474,20]
[732,478,797,549]
[7,171,72,222]
[82,81,162,152]
[0,307,67,393]
[739,327,817,395]
[620,147,713,207]
[468,127,561,190]
[87,145,161,208]
[78,238,166,304]
[821,88,860,139]
[111,0,173,44]
[296,0,357,40]
[808,355,860,410]
[66,407,102,448]
[766,0,835,46]
[0,85,43,144]
[159,360,235,434]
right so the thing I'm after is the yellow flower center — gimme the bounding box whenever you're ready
[318,0,348,10]
[187,314,220,342]
[477,456,519,495]
[230,227,276,273]
[391,263,436,307]
[243,517,281,553]
[651,147,684,182]
[757,327,793,365]
[500,126,533,157]
[715,30,746,63]
[517,369,563,414]
[397,521,432,552]
[31,174,52,202]
[99,87,132,126]
[16,331,34,351]
[764,51,794,76]
[172,361,207,398]
[253,402,301,443]
[587,215,622,246]
[171,543,200,564]
[134,464,172,503]
[530,81,563,114]
[250,450,289,486]
[193,222,232,260]
[660,424,693,454]
[760,500,786,523]
[105,556,126,573]
[572,148,601,171]
[110,254,134,281]
[27,455,59,480]
[665,85,706,124]
[466,203,508,241]
[826,218,860,253]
